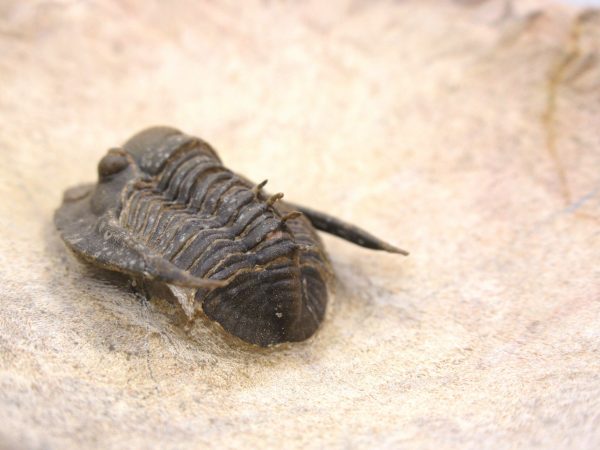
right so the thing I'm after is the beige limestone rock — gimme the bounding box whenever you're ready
[0,0,599,448]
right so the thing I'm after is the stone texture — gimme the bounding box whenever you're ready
[0,0,599,448]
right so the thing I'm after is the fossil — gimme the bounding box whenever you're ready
[54,127,408,346]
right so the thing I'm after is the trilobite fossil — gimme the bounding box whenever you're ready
[54,127,407,346]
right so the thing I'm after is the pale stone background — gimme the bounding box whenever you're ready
[1,0,599,448]
[565,0,600,6]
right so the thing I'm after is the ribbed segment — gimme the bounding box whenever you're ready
[119,143,330,345]
[201,261,327,346]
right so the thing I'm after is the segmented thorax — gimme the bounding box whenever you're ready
[120,130,330,345]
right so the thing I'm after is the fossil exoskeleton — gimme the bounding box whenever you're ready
[54,127,407,346]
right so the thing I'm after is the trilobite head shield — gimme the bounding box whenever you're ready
[55,126,407,346]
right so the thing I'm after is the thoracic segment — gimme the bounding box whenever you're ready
[119,144,326,295]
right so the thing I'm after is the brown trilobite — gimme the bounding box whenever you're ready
[54,127,408,346]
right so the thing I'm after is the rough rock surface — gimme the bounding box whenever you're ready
[1,0,599,448]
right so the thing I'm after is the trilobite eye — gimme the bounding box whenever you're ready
[98,149,129,179]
